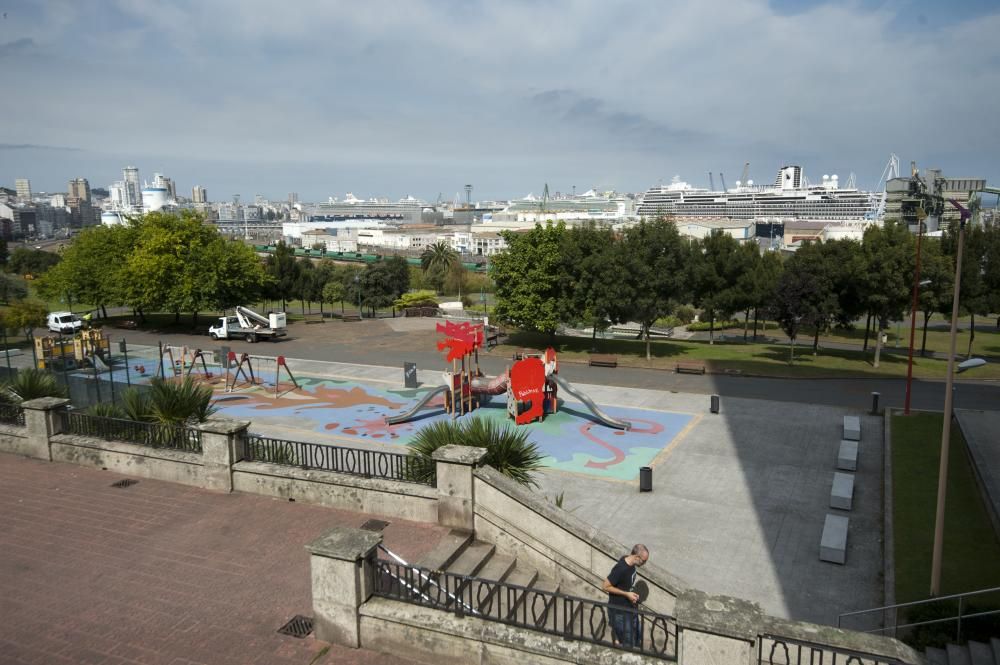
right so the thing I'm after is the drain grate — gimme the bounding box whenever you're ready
[277,615,313,638]
[360,519,389,531]
[110,479,138,489]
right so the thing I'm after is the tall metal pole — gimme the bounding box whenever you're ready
[930,209,967,596]
[904,223,924,415]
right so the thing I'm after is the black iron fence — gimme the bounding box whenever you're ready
[372,558,677,660]
[757,634,908,664]
[0,403,26,426]
[62,411,202,453]
[244,435,435,486]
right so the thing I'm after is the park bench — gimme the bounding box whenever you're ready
[588,354,618,368]
[675,361,706,375]
[513,348,542,361]
[820,514,849,564]
[842,415,861,441]
[837,440,859,472]
[341,315,362,322]
[485,327,505,349]
[830,472,855,511]
[304,314,326,324]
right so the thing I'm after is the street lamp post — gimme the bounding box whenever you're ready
[354,274,362,319]
[903,218,925,415]
[929,201,969,596]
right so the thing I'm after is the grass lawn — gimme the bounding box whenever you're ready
[891,412,1000,647]
[496,331,1000,380]
[820,323,1000,359]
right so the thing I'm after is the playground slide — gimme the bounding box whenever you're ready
[550,375,631,431]
[91,354,110,371]
[385,385,450,425]
[471,370,509,396]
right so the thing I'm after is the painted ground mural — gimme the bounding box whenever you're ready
[209,374,694,481]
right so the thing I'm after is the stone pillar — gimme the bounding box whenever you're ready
[675,589,762,665]
[195,417,250,492]
[432,445,488,531]
[20,397,71,461]
[306,527,382,647]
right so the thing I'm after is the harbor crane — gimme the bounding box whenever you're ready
[720,173,728,192]
[708,172,715,190]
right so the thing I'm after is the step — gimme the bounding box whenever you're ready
[447,541,495,577]
[524,576,561,633]
[926,647,948,665]
[947,644,972,665]
[415,529,472,572]
[467,553,516,614]
[968,641,995,665]
[992,638,1000,665]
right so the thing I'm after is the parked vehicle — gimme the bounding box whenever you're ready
[47,311,83,335]
[208,306,287,343]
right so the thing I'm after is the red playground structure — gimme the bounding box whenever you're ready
[385,321,630,430]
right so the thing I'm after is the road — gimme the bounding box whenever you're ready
[98,316,1000,413]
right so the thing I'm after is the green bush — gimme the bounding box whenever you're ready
[407,417,545,487]
[675,304,696,324]
[146,376,217,424]
[394,290,439,308]
[86,402,125,419]
[2,368,68,402]
[687,319,742,332]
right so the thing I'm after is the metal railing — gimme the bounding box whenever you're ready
[244,435,435,486]
[372,558,677,660]
[0,403,26,426]
[837,586,1000,643]
[62,411,202,453]
[757,634,908,665]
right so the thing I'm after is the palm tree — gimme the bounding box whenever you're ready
[407,417,545,487]
[420,242,459,295]
[1,368,68,403]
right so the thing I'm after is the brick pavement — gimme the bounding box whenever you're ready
[0,455,444,665]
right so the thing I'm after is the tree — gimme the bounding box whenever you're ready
[0,273,27,304]
[264,241,299,310]
[490,222,568,342]
[915,239,954,356]
[786,241,841,352]
[421,241,459,295]
[3,300,47,338]
[688,231,746,344]
[8,247,60,276]
[743,249,783,340]
[860,221,915,367]
[562,223,622,345]
[383,255,411,302]
[615,217,688,359]
[358,262,396,316]
[0,238,8,268]
[293,258,316,314]
[770,264,825,364]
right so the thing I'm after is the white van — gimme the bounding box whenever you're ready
[47,311,83,334]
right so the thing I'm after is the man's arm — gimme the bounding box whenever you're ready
[603,577,639,604]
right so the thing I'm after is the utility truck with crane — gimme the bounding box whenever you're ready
[208,306,287,343]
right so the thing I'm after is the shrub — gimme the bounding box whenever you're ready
[146,376,217,425]
[675,304,696,324]
[394,290,439,308]
[2,368,68,402]
[407,417,545,487]
[86,402,125,419]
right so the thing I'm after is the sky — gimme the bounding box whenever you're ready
[1,0,998,203]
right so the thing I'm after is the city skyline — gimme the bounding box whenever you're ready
[1,0,999,201]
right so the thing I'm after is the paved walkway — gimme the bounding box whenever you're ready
[0,455,442,665]
[955,409,1000,534]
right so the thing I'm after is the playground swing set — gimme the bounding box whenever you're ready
[223,351,299,397]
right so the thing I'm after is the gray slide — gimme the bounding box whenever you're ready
[386,385,449,425]
[550,375,631,431]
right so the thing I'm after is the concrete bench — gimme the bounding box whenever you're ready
[676,361,706,375]
[820,514,849,564]
[588,354,618,368]
[830,472,855,511]
[837,440,859,472]
[843,415,861,441]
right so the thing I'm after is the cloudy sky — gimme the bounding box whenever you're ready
[1,0,998,202]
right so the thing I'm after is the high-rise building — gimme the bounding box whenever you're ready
[289,192,299,205]
[255,194,267,207]
[123,166,141,211]
[192,185,207,203]
[15,178,31,201]
[68,177,91,202]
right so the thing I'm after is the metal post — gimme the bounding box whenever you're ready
[904,225,924,415]
[2,326,11,375]
[91,347,102,406]
[871,392,880,415]
[121,339,131,387]
[931,218,966,597]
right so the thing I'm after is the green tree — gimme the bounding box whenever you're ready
[383,255,411,302]
[264,241,299,310]
[562,223,622,345]
[915,238,954,357]
[770,264,826,364]
[743,249,783,340]
[688,231,747,344]
[490,222,568,342]
[861,220,915,367]
[783,242,840,353]
[421,241,459,295]
[616,217,689,359]
[0,273,27,304]
[4,300,47,338]
[358,262,396,316]
[293,258,316,314]
[8,247,60,276]
[0,238,8,268]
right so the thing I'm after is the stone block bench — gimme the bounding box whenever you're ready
[830,472,855,511]
[820,514,849,564]
[588,354,618,368]
[837,440,859,472]
[843,415,861,441]
[676,361,706,375]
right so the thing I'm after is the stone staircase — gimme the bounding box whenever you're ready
[925,639,1000,665]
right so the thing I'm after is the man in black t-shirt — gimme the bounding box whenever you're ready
[602,543,649,648]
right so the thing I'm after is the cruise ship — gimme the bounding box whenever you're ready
[636,165,881,223]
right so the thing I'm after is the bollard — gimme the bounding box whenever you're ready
[710,394,720,414]
[639,466,653,492]
[404,362,418,389]
[871,391,880,415]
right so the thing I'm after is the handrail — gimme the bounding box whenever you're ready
[375,544,477,615]
[757,633,907,665]
[838,586,1000,620]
